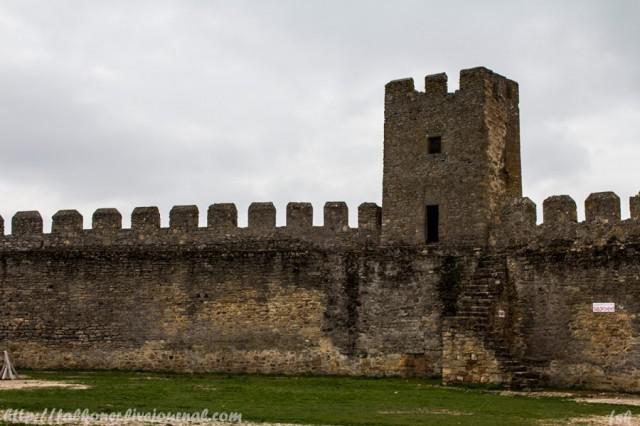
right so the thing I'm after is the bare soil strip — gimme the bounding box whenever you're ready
[499,390,640,407]
[0,379,89,390]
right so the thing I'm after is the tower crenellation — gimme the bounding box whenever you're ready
[424,73,447,97]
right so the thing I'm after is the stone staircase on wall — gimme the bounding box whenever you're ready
[442,256,541,389]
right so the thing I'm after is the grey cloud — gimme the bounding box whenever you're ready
[0,0,639,230]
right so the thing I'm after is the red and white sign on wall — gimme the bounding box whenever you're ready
[592,303,615,313]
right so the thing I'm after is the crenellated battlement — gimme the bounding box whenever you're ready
[498,191,640,247]
[0,201,383,250]
[4,191,638,252]
[384,66,519,107]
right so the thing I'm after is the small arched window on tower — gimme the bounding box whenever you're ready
[427,136,442,154]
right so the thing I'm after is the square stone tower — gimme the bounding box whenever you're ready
[381,67,521,246]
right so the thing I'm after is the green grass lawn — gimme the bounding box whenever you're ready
[0,370,636,425]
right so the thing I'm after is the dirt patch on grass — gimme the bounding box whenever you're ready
[574,397,640,407]
[0,379,89,391]
[499,390,575,398]
[377,408,474,416]
[540,413,639,425]
[499,390,640,407]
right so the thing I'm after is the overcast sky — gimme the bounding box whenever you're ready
[1,0,639,231]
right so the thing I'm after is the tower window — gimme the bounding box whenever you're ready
[425,205,439,243]
[427,136,442,154]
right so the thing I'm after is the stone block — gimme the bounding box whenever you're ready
[208,203,238,229]
[248,202,276,229]
[384,78,414,103]
[52,210,83,235]
[170,205,199,231]
[131,207,161,231]
[631,193,640,220]
[499,197,536,244]
[324,202,348,231]
[503,197,536,227]
[286,202,313,229]
[459,66,493,92]
[585,192,620,224]
[12,211,43,236]
[543,195,577,224]
[92,208,122,232]
[358,203,381,231]
[425,73,447,97]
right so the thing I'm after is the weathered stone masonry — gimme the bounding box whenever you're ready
[1,67,639,391]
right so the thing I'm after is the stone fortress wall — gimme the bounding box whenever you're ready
[1,67,639,391]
